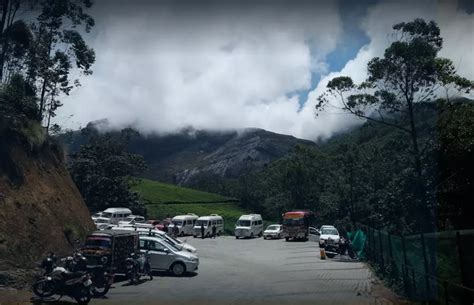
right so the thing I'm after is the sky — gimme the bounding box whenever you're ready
[56,0,474,141]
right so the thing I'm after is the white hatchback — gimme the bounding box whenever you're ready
[139,235,199,276]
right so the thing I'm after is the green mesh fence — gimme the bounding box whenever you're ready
[355,225,474,304]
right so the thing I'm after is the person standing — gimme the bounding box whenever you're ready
[200,223,205,239]
[212,224,217,238]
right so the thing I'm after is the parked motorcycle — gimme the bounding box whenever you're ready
[32,266,92,305]
[66,250,113,297]
[87,260,114,297]
[125,252,153,284]
[324,236,357,259]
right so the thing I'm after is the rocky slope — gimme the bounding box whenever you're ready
[125,127,315,186]
[63,124,315,187]
[0,133,94,285]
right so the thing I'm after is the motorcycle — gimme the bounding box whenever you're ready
[125,252,153,284]
[87,260,114,297]
[323,236,357,259]
[32,266,92,305]
[66,250,114,297]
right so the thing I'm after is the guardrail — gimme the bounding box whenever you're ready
[356,224,474,304]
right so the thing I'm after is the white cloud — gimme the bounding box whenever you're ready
[57,1,473,141]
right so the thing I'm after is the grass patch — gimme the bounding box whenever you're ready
[146,202,248,235]
[132,178,235,204]
[133,178,278,235]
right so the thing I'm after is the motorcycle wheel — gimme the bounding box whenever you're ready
[32,279,55,298]
[91,284,110,297]
[74,287,91,305]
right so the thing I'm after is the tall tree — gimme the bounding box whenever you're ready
[316,19,473,232]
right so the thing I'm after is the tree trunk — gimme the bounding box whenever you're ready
[407,100,432,232]
[0,0,10,82]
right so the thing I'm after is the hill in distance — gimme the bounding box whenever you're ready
[132,178,248,234]
[64,124,315,187]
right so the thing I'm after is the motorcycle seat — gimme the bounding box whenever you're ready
[62,271,86,280]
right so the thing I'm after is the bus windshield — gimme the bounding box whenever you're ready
[237,220,251,227]
[283,218,304,226]
[196,220,208,227]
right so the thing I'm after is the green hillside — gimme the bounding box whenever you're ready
[132,178,247,234]
[132,178,235,203]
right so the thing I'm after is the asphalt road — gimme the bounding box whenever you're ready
[91,236,392,305]
[9,236,395,305]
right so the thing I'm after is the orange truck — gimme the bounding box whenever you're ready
[281,210,318,241]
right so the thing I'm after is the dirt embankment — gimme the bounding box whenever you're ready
[0,137,95,287]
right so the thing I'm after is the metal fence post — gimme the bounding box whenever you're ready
[401,235,409,296]
[420,233,431,299]
[379,230,385,273]
[456,232,471,304]
[443,281,449,305]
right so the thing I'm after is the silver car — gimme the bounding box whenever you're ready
[263,224,283,239]
[139,235,199,276]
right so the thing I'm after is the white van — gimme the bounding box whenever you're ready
[235,214,263,239]
[168,213,199,236]
[94,208,132,224]
[193,214,224,238]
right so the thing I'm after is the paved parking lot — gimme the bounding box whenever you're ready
[88,236,394,305]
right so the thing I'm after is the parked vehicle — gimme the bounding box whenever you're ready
[81,230,139,275]
[282,210,317,241]
[91,212,103,222]
[318,227,340,258]
[139,235,199,276]
[263,224,283,239]
[235,214,263,239]
[32,266,92,305]
[93,208,132,225]
[168,213,199,236]
[117,215,146,227]
[323,235,357,259]
[154,218,172,232]
[111,226,198,254]
[193,215,224,238]
[125,252,153,284]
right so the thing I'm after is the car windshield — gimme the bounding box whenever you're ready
[196,220,208,226]
[165,234,184,245]
[266,225,280,230]
[123,216,135,222]
[101,212,112,218]
[283,218,304,226]
[321,228,338,235]
[237,220,251,227]
[172,220,183,226]
[159,238,181,251]
[92,212,101,217]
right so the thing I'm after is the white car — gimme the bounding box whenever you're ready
[318,226,340,247]
[263,224,282,239]
[117,215,146,226]
[112,226,197,254]
[139,235,199,276]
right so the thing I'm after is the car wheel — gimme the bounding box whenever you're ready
[277,234,281,239]
[326,253,336,259]
[193,235,197,238]
[285,237,289,242]
[180,231,185,237]
[171,262,186,276]
[250,232,254,239]
[235,236,239,239]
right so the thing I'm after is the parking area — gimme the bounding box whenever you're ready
[87,236,392,305]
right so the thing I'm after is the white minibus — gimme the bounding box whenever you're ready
[193,214,224,238]
[168,213,199,236]
[235,214,263,239]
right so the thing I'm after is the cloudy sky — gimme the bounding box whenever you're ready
[57,0,474,141]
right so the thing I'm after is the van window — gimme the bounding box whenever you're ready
[187,220,192,225]
[217,219,222,224]
[212,220,217,225]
